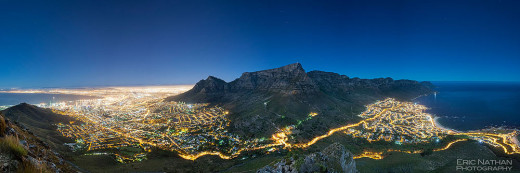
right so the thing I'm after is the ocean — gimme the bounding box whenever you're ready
[0,93,97,107]
[415,81,520,131]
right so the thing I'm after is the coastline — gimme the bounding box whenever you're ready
[433,116,458,133]
[414,90,459,133]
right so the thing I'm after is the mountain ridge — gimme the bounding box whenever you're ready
[166,63,434,139]
[1,103,80,156]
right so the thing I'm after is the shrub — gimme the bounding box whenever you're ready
[0,135,28,158]
[17,159,50,173]
[0,115,6,135]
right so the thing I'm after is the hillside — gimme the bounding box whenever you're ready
[0,112,79,172]
[1,103,79,154]
[166,63,434,140]
[257,143,358,173]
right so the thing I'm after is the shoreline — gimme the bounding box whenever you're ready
[433,116,459,133]
[415,92,460,133]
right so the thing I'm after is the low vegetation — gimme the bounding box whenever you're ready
[0,135,28,158]
[0,115,6,135]
[17,160,49,173]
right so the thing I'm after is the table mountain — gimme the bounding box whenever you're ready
[166,63,434,140]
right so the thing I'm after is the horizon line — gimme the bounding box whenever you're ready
[2,80,520,90]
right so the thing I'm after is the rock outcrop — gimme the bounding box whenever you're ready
[257,143,357,173]
[0,112,79,172]
[229,63,318,93]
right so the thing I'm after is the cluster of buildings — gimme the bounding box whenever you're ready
[42,86,271,162]
[348,98,446,144]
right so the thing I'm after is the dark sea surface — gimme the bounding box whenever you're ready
[0,93,97,107]
[415,82,520,131]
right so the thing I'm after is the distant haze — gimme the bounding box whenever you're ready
[1,0,519,88]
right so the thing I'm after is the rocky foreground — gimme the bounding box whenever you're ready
[0,112,79,172]
[257,143,358,173]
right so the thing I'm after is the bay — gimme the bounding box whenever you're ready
[416,81,520,131]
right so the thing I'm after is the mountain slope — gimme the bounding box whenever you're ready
[1,103,79,155]
[257,143,358,173]
[0,112,79,172]
[167,63,434,140]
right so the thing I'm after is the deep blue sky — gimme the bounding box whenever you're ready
[1,0,519,88]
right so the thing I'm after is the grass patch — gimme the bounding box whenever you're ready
[17,159,50,173]
[0,115,6,135]
[0,135,28,158]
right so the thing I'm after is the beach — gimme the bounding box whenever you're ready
[433,116,459,133]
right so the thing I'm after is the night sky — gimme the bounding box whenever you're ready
[1,0,519,88]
